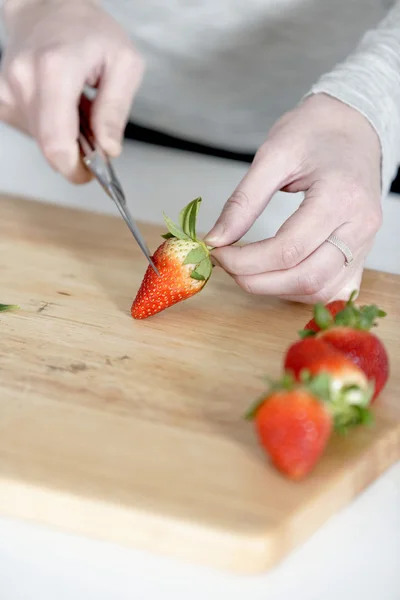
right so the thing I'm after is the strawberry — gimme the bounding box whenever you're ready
[284,338,374,411]
[245,372,371,480]
[303,300,347,333]
[299,293,389,402]
[131,197,213,319]
[284,337,339,375]
[245,374,332,479]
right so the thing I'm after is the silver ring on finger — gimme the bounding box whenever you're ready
[326,234,353,267]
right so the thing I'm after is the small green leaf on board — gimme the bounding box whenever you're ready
[0,304,19,313]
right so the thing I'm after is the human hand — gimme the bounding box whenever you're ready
[205,94,383,304]
[0,0,144,183]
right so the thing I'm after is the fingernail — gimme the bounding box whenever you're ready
[104,137,122,158]
[204,226,223,245]
[99,125,122,157]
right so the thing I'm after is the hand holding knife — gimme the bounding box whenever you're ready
[78,99,159,276]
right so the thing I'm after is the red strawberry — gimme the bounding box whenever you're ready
[299,293,389,402]
[284,338,373,411]
[303,300,347,333]
[131,197,213,319]
[245,375,333,480]
[319,328,389,402]
[245,371,372,480]
[284,337,339,375]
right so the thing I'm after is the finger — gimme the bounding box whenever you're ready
[212,190,343,276]
[232,220,364,296]
[205,145,293,247]
[278,262,364,304]
[233,239,346,297]
[32,54,91,183]
[91,50,144,157]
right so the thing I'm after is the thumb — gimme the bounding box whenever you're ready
[204,147,290,247]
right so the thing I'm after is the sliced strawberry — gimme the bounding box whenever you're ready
[131,197,213,319]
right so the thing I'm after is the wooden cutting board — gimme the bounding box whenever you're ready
[1,194,399,574]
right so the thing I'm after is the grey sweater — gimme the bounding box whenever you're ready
[1,0,400,196]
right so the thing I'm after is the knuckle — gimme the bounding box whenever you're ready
[36,48,65,76]
[226,189,253,216]
[363,208,383,236]
[121,46,145,71]
[40,138,69,166]
[252,143,269,165]
[103,112,123,132]
[281,241,304,269]
[99,108,124,137]
[297,272,324,296]
[339,177,368,209]
[6,55,31,89]
[306,289,332,304]
[236,276,256,295]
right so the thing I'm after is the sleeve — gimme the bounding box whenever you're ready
[306,2,400,198]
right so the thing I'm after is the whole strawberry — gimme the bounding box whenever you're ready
[245,372,371,480]
[283,337,339,376]
[284,338,374,412]
[299,293,389,402]
[131,198,213,319]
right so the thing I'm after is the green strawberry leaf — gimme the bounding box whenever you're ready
[191,271,205,281]
[162,213,189,241]
[184,246,208,265]
[347,290,358,304]
[244,394,268,420]
[313,303,334,330]
[302,290,387,335]
[334,302,386,330]
[334,405,374,435]
[357,305,387,330]
[0,304,19,313]
[305,371,332,404]
[191,257,212,281]
[179,197,202,239]
[161,232,174,240]
[334,305,358,328]
[298,328,316,339]
[244,372,300,420]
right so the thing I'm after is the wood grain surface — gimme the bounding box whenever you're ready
[0,194,399,573]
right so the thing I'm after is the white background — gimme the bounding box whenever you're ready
[0,124,399,599]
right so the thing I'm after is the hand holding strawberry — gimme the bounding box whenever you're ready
[131,198,213,319]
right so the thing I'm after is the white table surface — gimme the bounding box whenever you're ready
[1,124,399,600]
